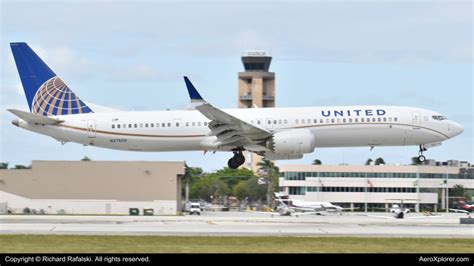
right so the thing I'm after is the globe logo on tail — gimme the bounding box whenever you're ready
[31,76,93,116]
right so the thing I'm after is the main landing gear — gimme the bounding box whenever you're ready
[228,150,245,169]
[418,144,427,163]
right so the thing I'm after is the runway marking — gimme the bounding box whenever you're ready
[49,226,56,232]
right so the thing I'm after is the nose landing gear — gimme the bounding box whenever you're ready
[418,144,427,163]
[228,150,245,169]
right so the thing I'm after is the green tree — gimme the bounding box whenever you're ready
[81,156,91,161]
[14,165,31,169]
[183,164,204,202]
[205,167,255,191]
[0,162,8,169]
[312,159,322,165]
[374,157,385,165]
[189,175,229,204]
[257,160,280,206]
[365,159,373,165]
[450,184,472,201]
[233,181,250,201]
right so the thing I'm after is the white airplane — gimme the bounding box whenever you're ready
[287,199,351,214]
[8,43,464,169]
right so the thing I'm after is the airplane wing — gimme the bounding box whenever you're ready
[184,77,272,148]
[293,211,324,217]
[449,209,470,214]
[405,215,443,219]
[246,210,279,216]
[8,109,64,125]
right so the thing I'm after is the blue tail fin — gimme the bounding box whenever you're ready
[10,42,93,116]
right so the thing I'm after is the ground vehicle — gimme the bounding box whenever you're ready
[190,202,201,215]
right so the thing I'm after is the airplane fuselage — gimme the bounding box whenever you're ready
[13,105,462,154]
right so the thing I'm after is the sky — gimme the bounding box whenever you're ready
[0,0,472,172]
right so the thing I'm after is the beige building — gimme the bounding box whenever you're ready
[0,160,184,215]
[238,51,275,171]
[279,163,473,212]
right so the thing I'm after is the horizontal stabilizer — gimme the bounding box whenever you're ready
[8,109,64,125]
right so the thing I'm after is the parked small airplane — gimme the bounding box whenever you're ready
[450,200,474,214]
[8,42,464,169]
[248,200,323,217]
[274,193,351,215]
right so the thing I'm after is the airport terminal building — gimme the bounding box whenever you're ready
[0,161,184,215]
[279,162,473,212]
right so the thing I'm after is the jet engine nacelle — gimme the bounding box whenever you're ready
[264,129,315,160]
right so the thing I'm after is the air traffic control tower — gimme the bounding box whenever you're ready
[238,51,275,171]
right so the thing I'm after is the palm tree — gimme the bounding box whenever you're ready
[257,160,279,207]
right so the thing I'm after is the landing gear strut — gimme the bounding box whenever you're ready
[228,150,245,169]
[418,144,427,163]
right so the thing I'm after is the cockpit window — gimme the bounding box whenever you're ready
[432,115,447,121]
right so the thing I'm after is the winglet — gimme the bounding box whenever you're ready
[184,76,204,101]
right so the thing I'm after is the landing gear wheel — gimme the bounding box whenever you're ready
[418,155,426,163]
[227,151,245,169]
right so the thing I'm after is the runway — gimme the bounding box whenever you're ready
[1,212,472,238]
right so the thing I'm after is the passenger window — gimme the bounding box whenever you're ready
[176,123,180,127]
[273,120,277,124]
[204,122,208,126]
[134,124,137,128]
[372,118,376,122]
[349,118,352,123]
[162,123,165,127]
[186,122,189,127]
[198,122,201,126]
[151,123,154,127]
[145,123,148,128]
[336,118,340,123]
[383,117,387,122]
[361,118,365,122]
[307,119,311,123]
[331,119,335,123]
[388,117,392,122]
[342,118,346,123]
[156,123,160,127]
[394,117,398,122]
[268,120,271,124]
[301,119,305,124]
[140,123,143,128]
[123,124,126,128]
[192,122,195,126]
[295,119,299,124]
[313,119,317,123]
[117,124,121,129]
[167,123,171,127]
[279,120,282,124]
[320,119,323,123]
[129,124,132,128]
[112,124,115,129]
[284,120,287,124]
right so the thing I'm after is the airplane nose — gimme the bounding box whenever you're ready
[449,121,464,138]
[12,119,19,127]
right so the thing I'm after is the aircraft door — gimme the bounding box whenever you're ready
[265,118,274,130]
[87,120,96,138]
[411,112,421,128]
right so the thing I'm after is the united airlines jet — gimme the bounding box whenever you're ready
[8,43,464,169]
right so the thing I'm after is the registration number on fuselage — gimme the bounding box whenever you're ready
[110,138,127,143]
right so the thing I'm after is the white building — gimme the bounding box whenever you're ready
[279,163,473,212]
